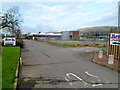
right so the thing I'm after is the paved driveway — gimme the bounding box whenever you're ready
[18,40,118,88]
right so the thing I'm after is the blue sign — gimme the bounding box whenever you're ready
[110,33,120,46]
[111,34,120,39]
[4,37,16,46]
[5,38,15,41]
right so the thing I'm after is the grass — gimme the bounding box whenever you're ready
[35,40,106,48]
[48,42,105,48]
[48,42,77,47]
[2,47,20,88]
[35,40,47,42]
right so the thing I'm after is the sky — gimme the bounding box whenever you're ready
[1,0,120,33]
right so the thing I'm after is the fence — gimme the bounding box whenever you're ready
[107,33,120,60]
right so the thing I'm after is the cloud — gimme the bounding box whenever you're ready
[21,24,34,33]
[2,0,119,2]
[4,2,117,33]
[22,3,84,30]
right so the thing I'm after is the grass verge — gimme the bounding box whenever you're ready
[35,40,48,42]
[35,40,105,48]
[2,47,20,88]
[48,42,105,48]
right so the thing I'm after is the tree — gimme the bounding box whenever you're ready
[110,27,114,33]
[113,27,117,33]
[0,6,23,38]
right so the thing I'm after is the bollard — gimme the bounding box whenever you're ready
[99,50,103,58]
[20,57,22,66]
[108,55,114,64]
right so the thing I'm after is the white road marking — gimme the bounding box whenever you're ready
[92,84,103,87]
[65,72,106,87]
[65,73,88,85]
[65,77,72,85]
[85,71,100,78]
[85,71,104,87]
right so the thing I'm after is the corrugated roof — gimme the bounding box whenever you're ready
[28,33,61,36]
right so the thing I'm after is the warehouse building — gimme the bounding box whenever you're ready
[26,32,61,40]
[61,31,82,40]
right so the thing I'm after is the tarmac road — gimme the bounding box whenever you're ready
[18,40,119,89]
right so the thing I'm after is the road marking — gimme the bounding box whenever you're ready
[85,71,100,78]
[92,84,103,87]
[65,77,72,85]
[65,72,106,87]
[65,73,88,86]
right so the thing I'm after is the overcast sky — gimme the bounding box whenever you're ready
[1,0,119,33]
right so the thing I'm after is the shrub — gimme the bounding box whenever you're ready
[84,44,89,46]
[103,44,106,47]
[2,41,4,46]
[95,43,99,46]
[16,39,24,48]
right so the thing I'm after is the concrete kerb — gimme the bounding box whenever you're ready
[92,59,120,73]
[13,49,22,89]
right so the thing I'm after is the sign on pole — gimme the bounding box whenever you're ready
[108,33,120,60]
[4,37,16,46]
[110,33,120,46]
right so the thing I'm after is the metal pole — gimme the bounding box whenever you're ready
[118,1,120,32]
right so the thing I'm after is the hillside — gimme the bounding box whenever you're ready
[77,26,117,33]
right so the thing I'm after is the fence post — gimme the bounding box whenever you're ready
[99,50,103,58]
[108,55,114,64]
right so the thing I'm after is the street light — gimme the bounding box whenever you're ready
[118,1,120,32]
[118,1,120,26]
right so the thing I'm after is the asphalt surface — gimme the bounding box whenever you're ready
[18,40,119,89]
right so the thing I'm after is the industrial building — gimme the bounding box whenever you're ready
[26,32,61,40]
[61,31,81,40]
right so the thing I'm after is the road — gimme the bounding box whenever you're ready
[18,40,119,88]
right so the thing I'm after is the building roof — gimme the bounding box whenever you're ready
[28,32,61,36]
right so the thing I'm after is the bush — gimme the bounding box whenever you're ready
[84,44,89,46]
[95,43,99,46]
[2,41,4,46]
[16,39,24,48]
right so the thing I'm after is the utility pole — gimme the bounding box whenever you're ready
[118,1,120,32]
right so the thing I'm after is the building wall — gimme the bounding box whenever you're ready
[27,35,61,40]
[73,31,79,40]
[93,36,108,40]
[61,31,70,40]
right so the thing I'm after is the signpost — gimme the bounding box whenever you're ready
[4,37,16,46]
[110,33,120,46]
[108,33,120,60]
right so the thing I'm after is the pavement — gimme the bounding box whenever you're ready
[17,40,119,89]
[92,53,120,72]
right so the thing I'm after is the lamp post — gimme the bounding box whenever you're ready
[118,1,120,32]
